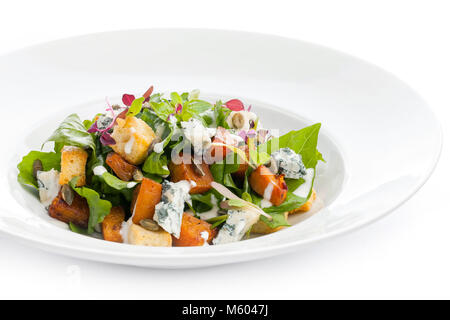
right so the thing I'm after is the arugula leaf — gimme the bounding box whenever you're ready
[142,152,170,176]
[69,222,89,235]
[127,97,145,116]
[17,151,61,188]
[191,190,221,213]
[210,152,241,191]
[43,114,95,152]
[207,214,229,229]
[258,212,290,229]
[96,170,138,190]
[262,192,307,213]
[69,178,112,234]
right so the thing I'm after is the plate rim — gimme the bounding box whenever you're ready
[0,28,443,267]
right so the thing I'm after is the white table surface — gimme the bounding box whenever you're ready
[0,0,448,299]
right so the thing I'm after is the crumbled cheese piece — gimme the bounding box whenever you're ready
[36,169,61,208]
[271,147,307,179]
[212,209,260,245]
[180,118,215,155]
[154,180,191,238]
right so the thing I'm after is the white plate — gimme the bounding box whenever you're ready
[0,29,441,268]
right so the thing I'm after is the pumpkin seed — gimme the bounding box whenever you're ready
[267,157,278,174]
[32,159,43,179]
[61,184,74,206]
[133,168,144,182]
[139,219,160,231]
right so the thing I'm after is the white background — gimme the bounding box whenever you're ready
[0,0,449,299]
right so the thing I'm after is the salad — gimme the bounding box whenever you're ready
[17,86,324,246]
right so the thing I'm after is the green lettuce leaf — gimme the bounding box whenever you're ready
[43,113,95,153]
[17,151,61,188]
[70,178,112,234]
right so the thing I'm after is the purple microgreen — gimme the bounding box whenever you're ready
[99,132,116,146]
[122,94,135,107]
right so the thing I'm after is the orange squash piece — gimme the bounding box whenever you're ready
[172,213,217,246]
[168,159,213,194]
[102,206,125,243]
[105,152,137,181]
[130,177,162,224]
[249,165,288,206]
[48,191,90,228]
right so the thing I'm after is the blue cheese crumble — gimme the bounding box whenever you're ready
[154,180,191,238]
[271,147,307,179]
[180,118,216,156]
[212,209,260,245]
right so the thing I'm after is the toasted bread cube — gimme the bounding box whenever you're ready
[251,212,289,234]
[110,116,156,165]
[48,191,90,228]
[127,223,172,247]
[102,206,125,243]
[289,189,317,214]
[59,146,88,186]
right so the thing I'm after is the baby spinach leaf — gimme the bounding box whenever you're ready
[17,151,61,188]
[259,123,322,169]
[142,152,170,176]
[43,114,95,153]
[70,178,112,234]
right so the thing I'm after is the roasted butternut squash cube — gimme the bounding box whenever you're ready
[251,212,289,234]
[168,160,213,194]
[59,146,88,186]
[102,206,125,243]
[127,223,172,246]
[105,152,137,181]
[130,177,162,224]
[172,213,217,246]
[289,189,316,214]
[110,116,156,165]
[249,165,287,206]
[48,191,89,228]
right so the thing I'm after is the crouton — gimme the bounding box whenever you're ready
[289,189,317,214]
[127,223,172,246]
[102,206,125,243]
[59,146,88,186]
[48,191,90,228]
[110,116,156,165]
[251,212,289,234]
